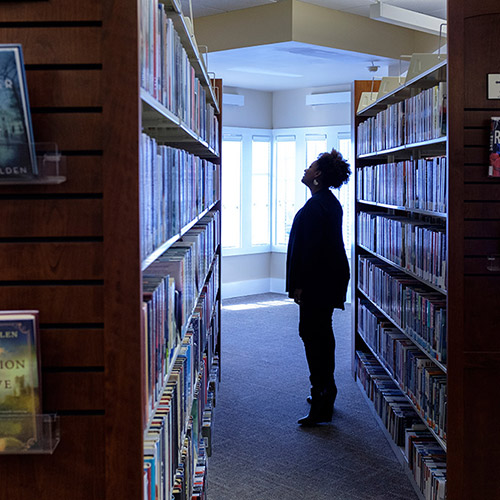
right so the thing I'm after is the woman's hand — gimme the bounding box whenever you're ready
[293,289,303,305]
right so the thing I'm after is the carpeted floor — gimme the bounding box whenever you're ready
[207,293,419,500]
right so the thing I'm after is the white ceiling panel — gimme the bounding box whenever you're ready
[181,0,446,91]
[206,41,399,91]
[182,0,446,19]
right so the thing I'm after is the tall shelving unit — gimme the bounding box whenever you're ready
[0,0,222,499]
[353,1,500,496]
[352,61,448,500]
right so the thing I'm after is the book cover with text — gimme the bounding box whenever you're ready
[0,44,37,179]
[0,311,41,451]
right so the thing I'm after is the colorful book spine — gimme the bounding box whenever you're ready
[358,255,447,364]
[357,211,447,290]
[356,156,447,214]
[140,134,219,261]
[139,2,219,151]
[357,83,446,155]
[356,351,446,500]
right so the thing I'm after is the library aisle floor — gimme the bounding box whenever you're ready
[207,293,419,500]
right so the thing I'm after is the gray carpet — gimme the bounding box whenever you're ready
[207,293,419,500]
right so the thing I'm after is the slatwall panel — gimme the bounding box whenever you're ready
[0,2,105,498]
[448,1,500,498]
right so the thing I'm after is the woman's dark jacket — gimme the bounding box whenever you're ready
[286,188,350,309]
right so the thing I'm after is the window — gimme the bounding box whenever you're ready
[274,136,296,247]
[251,137,271,246]
[305,134,328,200]
[221,136,242,249]
[306,134,327,166]
[335,136,354,252]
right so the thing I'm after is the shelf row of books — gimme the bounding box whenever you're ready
[356,156,447,214]
[356,351,446,500]
[358,255,447,364]
[357,212,447,290]
[144,331,219,500]
[357,298,447,439]
[140,134,220,260]
[143,260,220,499]
[140,0,219,151]
[357,83,446,155]
[143,210,220,421]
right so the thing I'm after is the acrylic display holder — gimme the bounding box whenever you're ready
[0,142,66,185]
[0,413,60,454]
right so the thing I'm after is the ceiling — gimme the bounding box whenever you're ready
[182,0,446,19]
[180,0,447,92]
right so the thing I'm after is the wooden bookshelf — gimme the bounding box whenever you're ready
[0,1,221,499]
[353,2,500,498]
[447,1,500,498]
[353,64,448,498]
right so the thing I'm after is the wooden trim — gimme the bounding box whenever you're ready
[0,0,102,22]
[102,0,144,497]
[41,328,104,367]
[0,199,103,238]
[27,69,102,108]
[0,242,103,280]
[1,416,105,500]
[0,28,102,65]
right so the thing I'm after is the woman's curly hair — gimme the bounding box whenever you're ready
[316,148,351,189]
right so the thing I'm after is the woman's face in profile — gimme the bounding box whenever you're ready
[302,160,319,187]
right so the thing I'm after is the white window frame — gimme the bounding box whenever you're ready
[222,127,273,257]
[271,125,351,253]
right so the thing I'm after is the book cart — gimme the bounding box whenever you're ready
[0,0,222,499]
[353,1,500,498]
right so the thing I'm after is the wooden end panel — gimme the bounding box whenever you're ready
[0,28,101,65]
[0,285,103,324]
[43,372,104,411]
[465,2,500,16]
[353,80,381,114]
[0,242,103,281]
[0,0,102,22]
[32,113,103,151]
[464,201,500,219]
[464,184,500,201]
[102,0,144,497]
[462,353,500,499]
[465,239,500,255]
[27,70,102,108]
[0,415,105,500]
[464,220,500,238]
[464,256,497,274]
[464,14,500,109]
[464,128,489,148]
[0,199,102,238]
[463,276,500,351]
[41,328,104,367]
[0,157,103,195]
[464,164,496,182]
[465,110,500,128]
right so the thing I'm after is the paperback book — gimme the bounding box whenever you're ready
[0,44,37,179]
[0,310,41,451]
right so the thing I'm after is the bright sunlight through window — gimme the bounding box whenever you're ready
[221,137,242,249]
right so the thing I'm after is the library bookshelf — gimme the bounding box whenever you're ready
[353,61,448,500]
[0,1,222,499]
[353,1,500,498]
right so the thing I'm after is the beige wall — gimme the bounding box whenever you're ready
[195,0,441,60]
